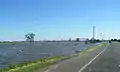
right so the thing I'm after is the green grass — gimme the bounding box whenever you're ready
[0,56,74,72]
[79,43,104,55]
[0,42,18,44]
[0,43,104,72]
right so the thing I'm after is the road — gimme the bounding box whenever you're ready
[35,42,120,72]
[82,42,120,72]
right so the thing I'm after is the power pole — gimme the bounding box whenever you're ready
[100,33,103,41]
[93,26,95,40]
[100,33,102,40]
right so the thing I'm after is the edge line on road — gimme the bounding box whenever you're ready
[78,43,109,72]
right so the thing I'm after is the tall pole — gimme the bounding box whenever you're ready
[93,26,95,40]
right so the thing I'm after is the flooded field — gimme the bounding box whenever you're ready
[0,41,97,68]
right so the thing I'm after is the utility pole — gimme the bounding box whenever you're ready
[100,33,103,41]
[92,26,95,40]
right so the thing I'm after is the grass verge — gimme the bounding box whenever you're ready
[0,43,104,72]
[79,43,104,55]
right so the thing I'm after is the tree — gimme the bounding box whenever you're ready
[76,38,80,42]
[95,39,101,42]
[85,38,89,45]
[25,33,35,43]
[114,39,117,41]
[68,38,71,42]
[111,39,117,41]
[118,39,120,42]
[111,39,114,41]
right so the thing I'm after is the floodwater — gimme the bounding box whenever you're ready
[0,41,98,68]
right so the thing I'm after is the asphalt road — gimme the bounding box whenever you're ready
[36,42,120,72]
[82,42,120,72]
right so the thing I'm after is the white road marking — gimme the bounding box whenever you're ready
[78,43,109,72]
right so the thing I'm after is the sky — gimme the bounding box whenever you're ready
[0,0,120,41]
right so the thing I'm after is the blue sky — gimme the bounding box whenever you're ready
[0,0,120,41]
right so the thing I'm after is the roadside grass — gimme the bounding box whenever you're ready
[0,56,75,72]
[0,42,18,44]
[0,43,104,72]
[79,43,104,55]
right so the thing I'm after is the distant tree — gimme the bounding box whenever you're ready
[114,39,117,41]
[111,39,114,41]
[111,39,117,41]
[68,38,71,42]
[86,38,89,41]
[85,38,89,45]
[76,38,80,42]
[95,39,100,42]
[118,39,120,42]
[25,33,35,43]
